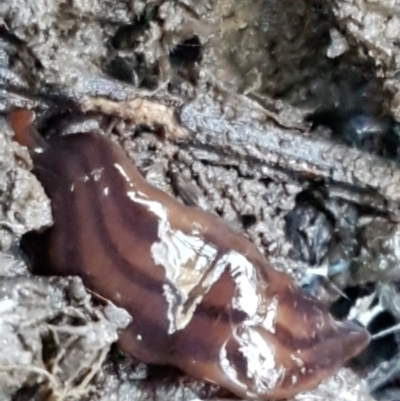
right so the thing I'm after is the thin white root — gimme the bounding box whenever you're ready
[371,322,400,340]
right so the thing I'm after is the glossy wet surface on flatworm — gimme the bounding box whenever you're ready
[12,112,369,400]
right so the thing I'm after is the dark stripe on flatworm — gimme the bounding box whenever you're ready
[195,302,248,324]
[33,138,87,278]
[95,134,161,244]
[274,322,336,351]
[59,143,88,278]
[75,135,163,294]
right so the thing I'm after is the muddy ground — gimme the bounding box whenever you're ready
[1,0,400,400]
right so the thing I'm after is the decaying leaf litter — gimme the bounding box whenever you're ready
[1,0,400,400]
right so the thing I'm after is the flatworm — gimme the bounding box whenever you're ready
[11,109,370,400]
